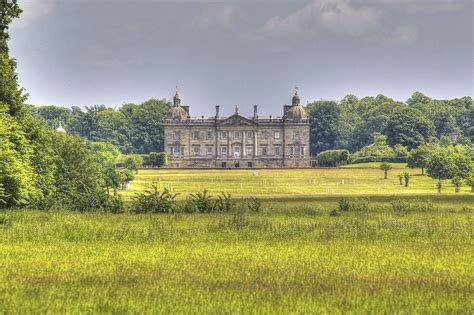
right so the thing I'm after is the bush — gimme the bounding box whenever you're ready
[317,150,350,167]
[338,198,370,212]
[246,196,262,213]
[144,152,168,167]
[390,199,434,215]
[215,192,235,212]
[131,185,178,213]
[188,190,215,213]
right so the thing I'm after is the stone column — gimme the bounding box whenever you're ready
[242,131,246,157]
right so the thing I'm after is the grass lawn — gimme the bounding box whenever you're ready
[0,205,472,313]
[1,165,472,313]
[122,163,471,199]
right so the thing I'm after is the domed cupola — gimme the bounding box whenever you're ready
[285,87,308,121]
[292,87,301,106]
[166,86,188,121]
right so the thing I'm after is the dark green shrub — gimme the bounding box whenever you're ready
[188,190,215,213]
[317,150,350,167]
[338,197,370,212]
[144,152,168,167]
[403,172,410,187]
[215,192,234,212]
[391,199,434,215]
[246,196,262,213]
[131,185,178,213]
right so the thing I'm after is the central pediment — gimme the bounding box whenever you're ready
[218,114,257,126]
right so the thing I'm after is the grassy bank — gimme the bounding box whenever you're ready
[1,202,473,313]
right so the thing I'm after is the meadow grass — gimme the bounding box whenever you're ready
[1,199,473,313]
[123,164,471,199]
[1,165,473,313]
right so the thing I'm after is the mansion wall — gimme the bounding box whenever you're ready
[164,90,310,168]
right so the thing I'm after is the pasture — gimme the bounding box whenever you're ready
[1,164,472,313]
[123,163,471,199]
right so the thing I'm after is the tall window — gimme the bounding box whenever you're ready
[275,146,281,156]
[300,146,304,156]
[220,131,227,140]
[234,131,240,140]
[274,131,281,139]
[193,131,200,140]
[173,145,181,156]
[289,146,294,156]
[261,131,268,140]
[193,145,200,156]
[206,146,213,156]
[220,146,227,156]
[206,131,213,140]
[233,146,241,157]
[168,146,173,156]
[246,145,253,157]
[247,131,253,140]
[261,147,267,156]
[173,131,181,140]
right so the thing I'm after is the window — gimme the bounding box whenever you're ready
[233,146,241,158]
[289,146,294,156]
[206,131,213,140]
[168,146,173,156]
[173,131,181,140]
[193,131,200,140]
[221,146,227,156]
[275,146,281,156]
[220,131,227,140]
[261,131,268,140]
[261,147,267,156]
[293,131,300,139]
[246,145,253,157]
[221,162,227,168]
[193,145,200,156]
[274,131,281,139]
[206,146,213,156]
[300,146,304,156]
[173,145,181,156]
[234,131,240,140]
[247,131,253,140]
[247,161,253,168]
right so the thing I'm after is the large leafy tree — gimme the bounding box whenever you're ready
[306,100,341,154]
[384,107,435,150]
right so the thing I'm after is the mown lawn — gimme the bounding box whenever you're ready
[122,164,471,199]
[1,199,473,313]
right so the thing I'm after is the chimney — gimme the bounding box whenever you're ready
[215,105,220,119]
[253,105,258,119]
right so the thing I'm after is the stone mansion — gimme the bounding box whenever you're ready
[164,88,310,168]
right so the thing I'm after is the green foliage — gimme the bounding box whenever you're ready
[215,192,234,212]
[452,176,462,193]
[338,198,370,212]
[380,162,393,179]
[354,136,395,159]
[384,107,435,149]
[188,190,215,213]
[245,196,262,213]
[407,145,432,174]
[124,154,144,171]
[403,172,410,187]
[131,185,178,214]
[316,150,350,167]
[306,100,340,154]
[145,152,168,167]
[390,199,434,215]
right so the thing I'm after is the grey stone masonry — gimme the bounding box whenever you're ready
[164,88,310,168]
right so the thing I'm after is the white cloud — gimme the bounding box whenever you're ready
[256,0,441,46]
[192,4,247,29]
[11,0,55,28]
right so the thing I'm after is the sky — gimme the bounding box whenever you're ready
[8,0,474,117]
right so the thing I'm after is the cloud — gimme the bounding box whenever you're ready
[255,0,442,46]
[260,0,382,37]
[359,0,467,14]
[192,4,247,29]
[11,0,56,28]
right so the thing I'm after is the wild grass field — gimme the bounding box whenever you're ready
[1,164,473,313]
[123,163,471,199]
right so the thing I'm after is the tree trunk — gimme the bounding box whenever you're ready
[113,187,118,196]
[421,168,424,175]
[384,171,388,179]
[437,180,442,193]
[455,186,460,193]
[471,185,474,193]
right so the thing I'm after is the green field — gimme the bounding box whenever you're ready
[1,165,473,313]
[123,163,471,199]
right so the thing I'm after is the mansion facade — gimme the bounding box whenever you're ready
[163,88,310,168]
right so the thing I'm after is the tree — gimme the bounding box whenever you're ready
[380,162,392,179]
[403,172,410,187]
[407,145,432,175]
[124,154,144,172]
[385,107,435,149]
[425,146,472,193]
[465,172,474,193]
[306,100,341,154]
[452,176,462,193]
[406,91,432,106]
